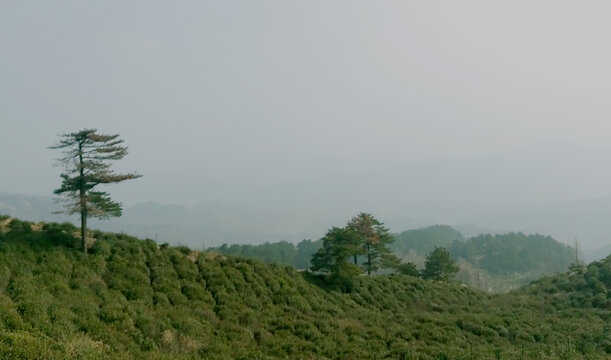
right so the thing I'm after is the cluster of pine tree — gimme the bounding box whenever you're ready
[309,214,459,289]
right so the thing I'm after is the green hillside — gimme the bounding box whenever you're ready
[0,218,608,359]
[448,233,577,293]
[449,233,575,276]
[392,225,465,257]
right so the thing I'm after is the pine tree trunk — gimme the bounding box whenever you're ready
[81,208,87,255]
[366,243,371,275]
[78,143,87,255]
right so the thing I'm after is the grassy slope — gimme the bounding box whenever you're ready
[0,219,608,359]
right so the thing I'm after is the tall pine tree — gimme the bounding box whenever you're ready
[50,129,141,254]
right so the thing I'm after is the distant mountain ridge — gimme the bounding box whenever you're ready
[466,196,611,255]
[1,192,610,261]
[0,192,72,223]
[0,192,333,248]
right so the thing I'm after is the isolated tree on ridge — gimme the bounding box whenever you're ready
[346,213,399,275]
[50,129,141,254]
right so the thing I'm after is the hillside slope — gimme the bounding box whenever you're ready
[0,218,608,359]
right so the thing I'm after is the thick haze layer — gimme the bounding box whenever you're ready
[2,2,611,248]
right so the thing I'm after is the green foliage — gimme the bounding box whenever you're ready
[347,213,399,275]
[0,217,608,359]
[396,261,420,277]
[8,219,32,233]
[295,239,322,269]
[42,222,77,248]
[310,227,362,288]
[422,247,459,281]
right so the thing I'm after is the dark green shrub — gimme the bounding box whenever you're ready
[9,219,32,234]
[90,240,111,257]
[397,262,420,277]
[176,246,191,255]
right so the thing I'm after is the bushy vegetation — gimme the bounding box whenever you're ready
[421,247,459,281]
[0,218,608,359]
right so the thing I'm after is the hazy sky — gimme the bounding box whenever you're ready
[3,2,611,241]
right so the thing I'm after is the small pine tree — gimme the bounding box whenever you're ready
[396,261,420,277]
[422,247,459,281]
